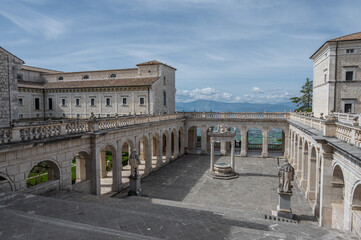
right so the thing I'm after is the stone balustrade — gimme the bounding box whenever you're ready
[289,112,325,132]
[0,113,186,145]
[184,111,289,119]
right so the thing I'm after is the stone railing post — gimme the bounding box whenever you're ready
[11,127,21,142]
[323,120,336,137]
[60,122,67,135]
[88,120,99,133]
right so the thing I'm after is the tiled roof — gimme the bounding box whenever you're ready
[43,77,160,89]
[21,65,62,74]
[18,81,44,89]
[137,60,177,70]
[328,32,361,42]
[311,32,361,59]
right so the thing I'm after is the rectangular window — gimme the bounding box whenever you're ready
[34,98,40,110]
[140,97,145,105]
[324,73,327,82]
[61,98,66,106]
[163,76,166,86]
[75,98,80,106]
[18,98,23,105]
[122,97,127,105]
[106,98,111,106]
[19,114,23,119]
[345,103,352,113]
[163,91,167,106]
[48,98,53,110]
[346,71,353,81]
[90,98,95,106]
[346,49,354,53]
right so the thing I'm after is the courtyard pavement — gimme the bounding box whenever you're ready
[136,154,315,222]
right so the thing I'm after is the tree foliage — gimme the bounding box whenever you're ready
[290,78,313,112]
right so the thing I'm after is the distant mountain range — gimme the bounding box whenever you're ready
[175,100,296,112]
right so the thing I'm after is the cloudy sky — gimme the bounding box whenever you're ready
[1,0,360,103]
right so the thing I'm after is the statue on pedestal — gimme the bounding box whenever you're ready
[129,149,141,177]
[128,149,142,196]
[278,160,294,193]
[276,160,295,219]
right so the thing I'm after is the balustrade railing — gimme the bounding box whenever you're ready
[289,112,325,132]
[184,112,288,120]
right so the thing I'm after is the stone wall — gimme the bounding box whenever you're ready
[0,49,22,127]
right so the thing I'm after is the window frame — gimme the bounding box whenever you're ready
[75,98,81,107]
[90,98,95,106]
[105,97,111,106]
[18,98,23,106]
[61,98,66,107]
[163,91,167,106]
[346,49,355,54]
[34,98,40,110]
[122,97,127,106]
[48,98,53,110]
[139,97,145,106]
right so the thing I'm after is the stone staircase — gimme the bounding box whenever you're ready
[0,191,357,240]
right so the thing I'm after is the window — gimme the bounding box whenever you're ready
[163,76,166,86]
[345,103,352,113]
[61,98,66,106]
[58,76,64,81]
[346,71,354,81]
[34,98,40,110]
[75,98,80,106]
[346,49,354,54]
[48,98,53,110]
[63,114,66,118]
[18,98,23,105]
[17,74,23,81]
[90,98,95,106]
[19,114,23,119]
[324,73,327,82]
[122,97,127,105]
[163,91,167,106]
[107,114,110,117]
[140,97,145,105]
[110,73,116,78]
[106,98,111,106]
[148,70,151,74]
[83,75,89,79]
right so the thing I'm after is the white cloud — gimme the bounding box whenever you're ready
[250,86,263,93]
[177,87,296,103]
[0,1,68,40]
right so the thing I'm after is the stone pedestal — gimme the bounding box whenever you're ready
[128,175,142,196]
[277,191,293,219]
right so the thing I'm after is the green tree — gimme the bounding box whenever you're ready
[290,78,313,112]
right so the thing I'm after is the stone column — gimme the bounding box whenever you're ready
[183,128,188,154]
[112,143,122,192]
[318,148,333,227]
[289,133,294,163]
[91,144,101,196]
[101,150,107,178]
[174,131,179,157]
[157,137,163,167]
[145,136,152,174]
[201,127,207,154]
[283,130,289,158]
[75,155,86,182]
[262,128,269,158]
[220,141,227,156]
[231,140,235,171]
[296,142,303,178]
[166,132,171,161]
[241,126,247,157]
[210,140,215,171]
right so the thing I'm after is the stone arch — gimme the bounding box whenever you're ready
[71,150,95,194]
[26,159,61,190]
[247,127,263,156]
[330,164,345,229]
[137,135,150,175]
[187,126,201,154]
[268,127,284,156]
[120,139,135,186]
[178,126,184,155]
[301,140,309,189]
[0,173,15,192]
[351,181,361,236]
[151,132,161,168]
[307,145,317,203]
[171,128,177,158]
[162,130,170,162]
[99,143,117,195]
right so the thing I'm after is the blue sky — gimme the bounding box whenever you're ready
[1,0,360,103]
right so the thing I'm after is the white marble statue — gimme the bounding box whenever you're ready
[278,160,295,193]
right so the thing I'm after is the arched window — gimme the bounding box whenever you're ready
[83,75,89,80]
[110,73,116,78]
[58,76,64,81]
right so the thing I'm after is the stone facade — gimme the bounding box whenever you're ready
[14,60,176,119]
[311,32,361,117]
[0,48,23,128]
